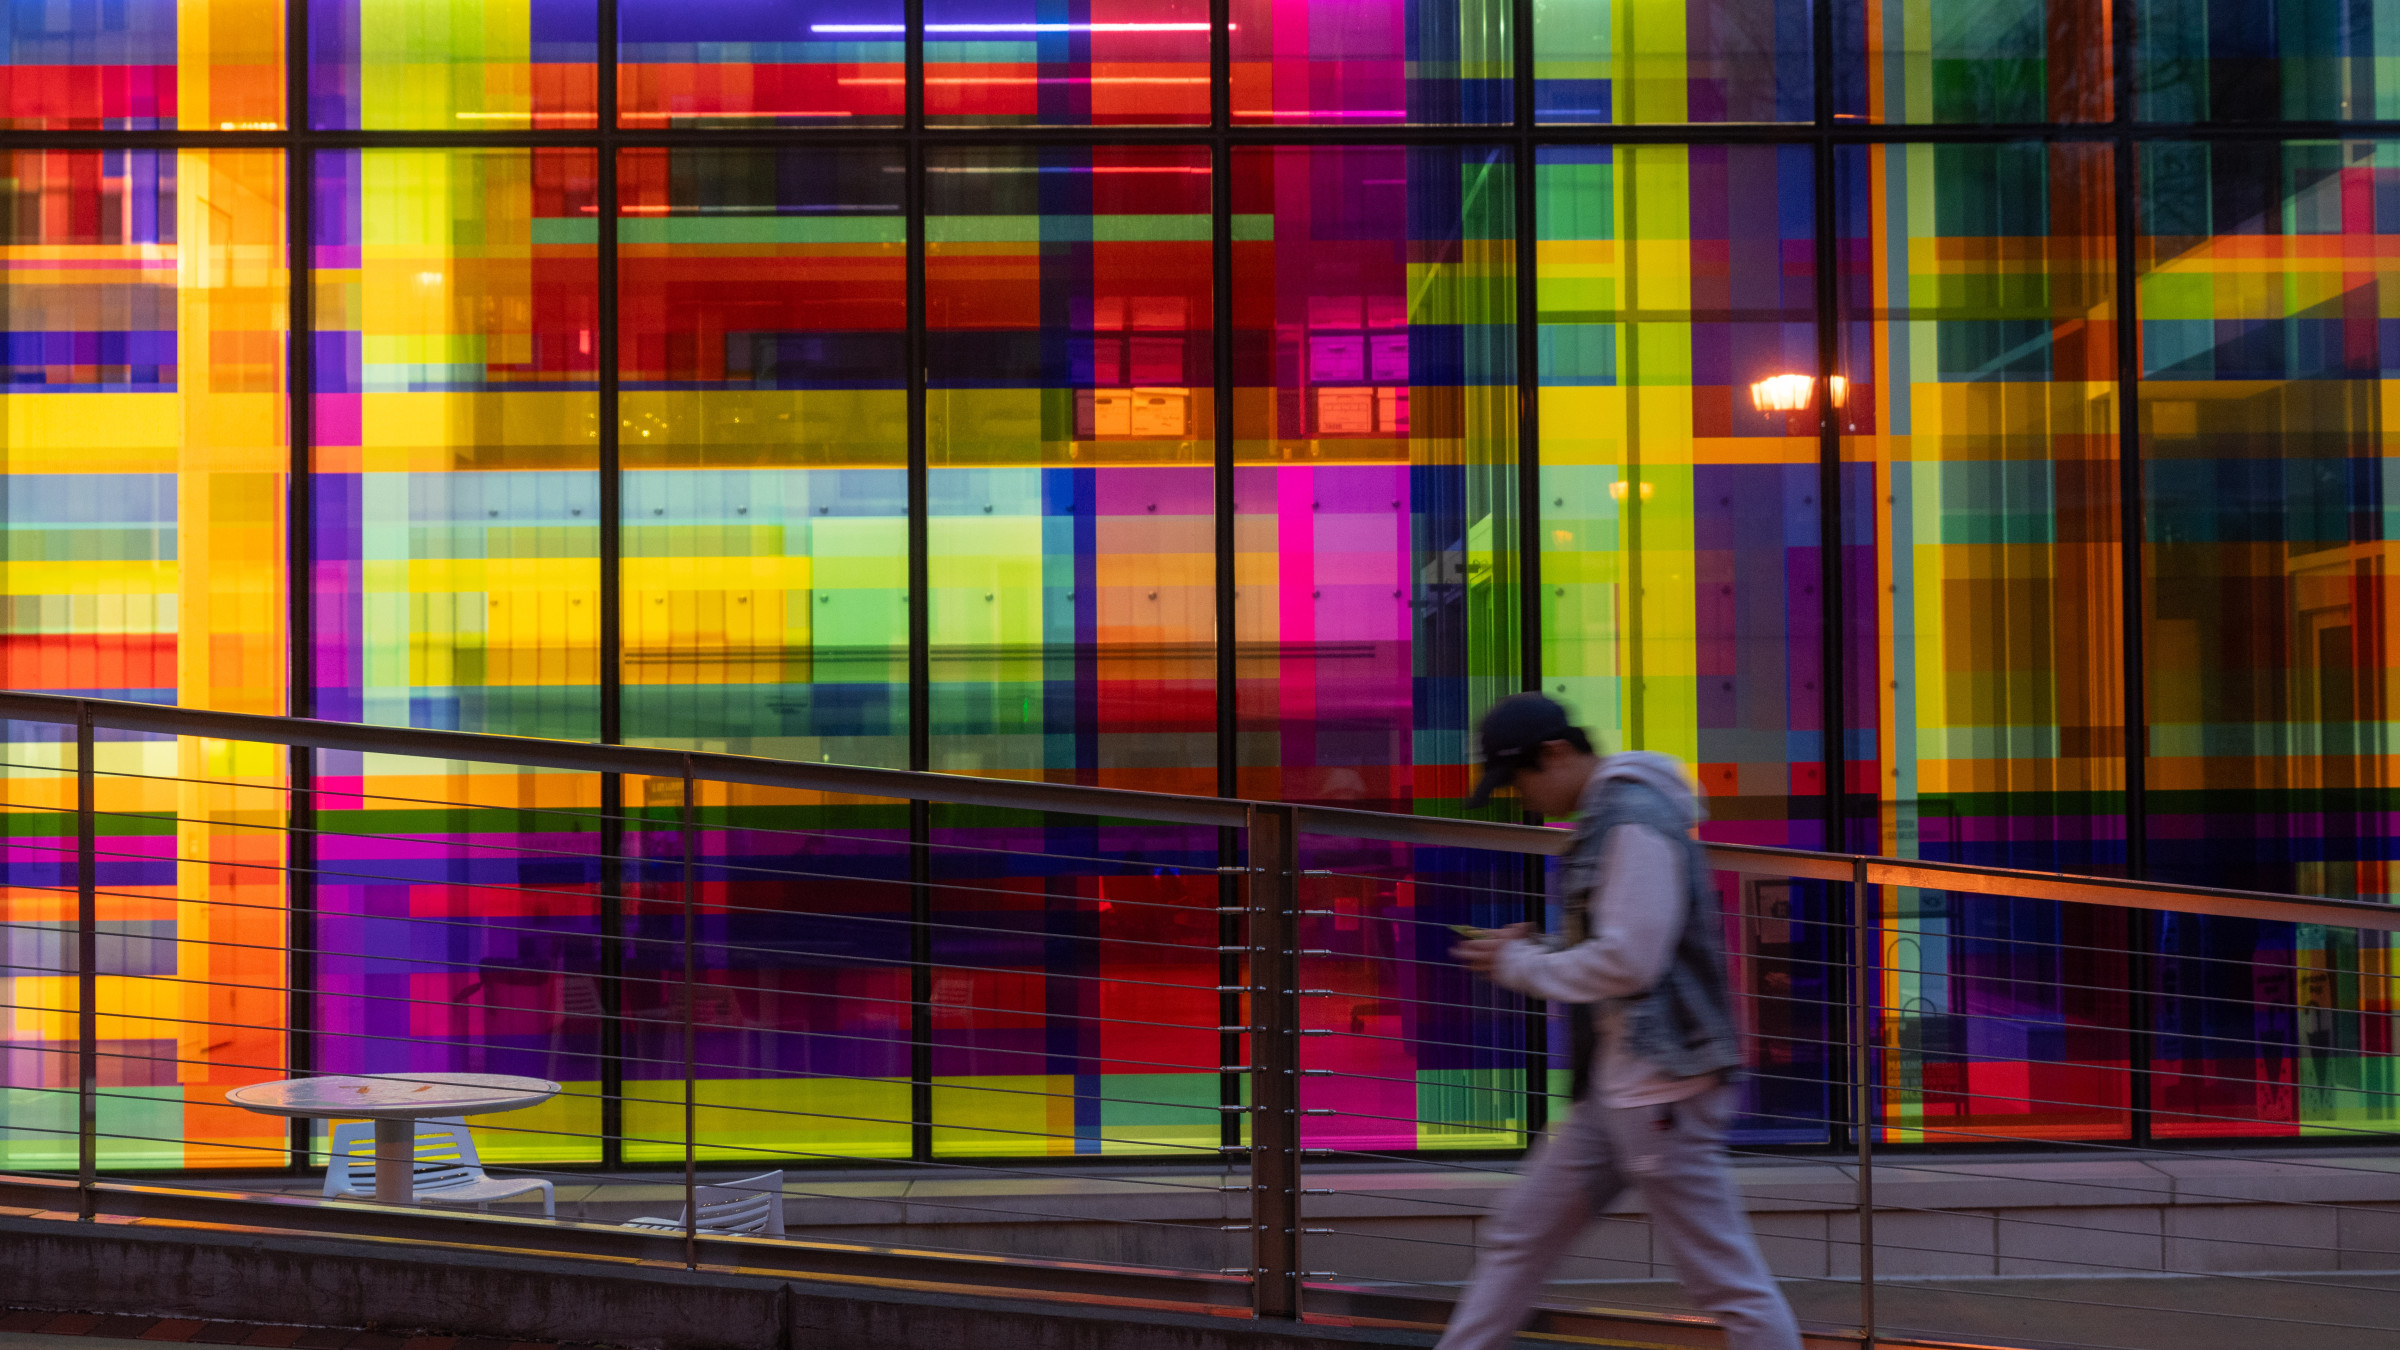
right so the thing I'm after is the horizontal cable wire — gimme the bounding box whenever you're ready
[1,761,1242,881]
[5,831,1252,955]
[0,1129,1243,1272]
[19,806,2396,988]
[0,997,1249,1125]
[6,906,2389,1123]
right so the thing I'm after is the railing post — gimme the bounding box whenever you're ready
[599,773,625,1171]
[680,756,699,1271]
[75,701,97,1220]
[1852,855,1875,1347]
[1246,804,1301,1320]
[287,742,317,1172]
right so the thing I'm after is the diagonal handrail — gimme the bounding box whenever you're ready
[7,685,2395,1349]
[4,689,2395,933]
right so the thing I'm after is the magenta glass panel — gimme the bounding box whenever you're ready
[1229,0,1511,125]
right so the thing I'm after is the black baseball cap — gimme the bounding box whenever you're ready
[1465,693,1583,808]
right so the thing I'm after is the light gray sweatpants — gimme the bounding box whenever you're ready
[1434,1083,1802,1350]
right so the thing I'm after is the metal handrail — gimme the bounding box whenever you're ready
[13,685,2400,1348]
[4,689,2389,932]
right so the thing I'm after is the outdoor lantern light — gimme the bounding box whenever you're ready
[1749,373,1847,411]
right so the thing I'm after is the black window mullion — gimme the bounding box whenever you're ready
[1210,0,1243,1154]
[1810,0,1852,1156]
[596,0,627,1174]
[1510,0,1547,1145]
[2113,0,2156,1150]
[905,0,934,1168]
[282,0,316,1175]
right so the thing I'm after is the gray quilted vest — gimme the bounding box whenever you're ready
[1562,775,1744,1102]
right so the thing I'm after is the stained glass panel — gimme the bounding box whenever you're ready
[1533,142,1837,1140]
[2139,0,2400,123]
[2140,139,2400,1138]
[618,0,901,127]
[0,147,288,1169]
[1,0,285,130]
[1229,0,1511,125]
[309,0,597,130]
[1840,0,2111,124]
[1844,140,2133,1144]
[618,146,908,763]
[923,0,1209,125]
[926,144,1214,788]
[1533,0,1812,125]
[1228,143,1528,1152]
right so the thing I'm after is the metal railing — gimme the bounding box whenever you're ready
[4,689,2399,1350]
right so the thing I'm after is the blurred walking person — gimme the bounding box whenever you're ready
[1439,694,1802,1350]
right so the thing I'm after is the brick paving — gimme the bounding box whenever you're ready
[0,1311,602,1350]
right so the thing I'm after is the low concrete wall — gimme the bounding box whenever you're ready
[518,1150,2400,1284]
[203,1147,2400,1289]
[0,1214,1430,1350]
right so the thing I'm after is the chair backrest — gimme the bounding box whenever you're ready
[405,1118,486,1189]
[684,1170,785,1237]
[321,1117,486,1197]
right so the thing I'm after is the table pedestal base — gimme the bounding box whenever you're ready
[374,1117,415,1204]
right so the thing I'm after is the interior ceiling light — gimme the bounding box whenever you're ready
[1749,373,1846,412]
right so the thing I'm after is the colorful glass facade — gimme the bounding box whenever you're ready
[308,0,597,130]
[1845,140,2134,1143]
[2,0,284,130]
[618,0,898,127]
[10,3,2400,1172]
[0,146,289,1167]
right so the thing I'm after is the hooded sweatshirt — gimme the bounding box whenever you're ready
[1489,751,1730,1108]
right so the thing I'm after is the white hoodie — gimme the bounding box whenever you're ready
[1488,751,1723,1108]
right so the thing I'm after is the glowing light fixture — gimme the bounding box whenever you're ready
[1748,373,1847,412]
[812,23,1217,32]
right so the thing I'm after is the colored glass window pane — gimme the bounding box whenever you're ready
[922,147,1219,1157]
[617,0,901,127]
[1534,142,1837,1141]
[309,757,608,1164]
[1843,141,2133,1144]
[1232,143,1520,810]
[618,146,909,764]
[1536,144,1825,842]
[0,147,289,1169]
[1288,843,1542,1152]
[2138,0,2400,122]
[1230,0,1511,124]
[926,144,1214,788]
[308,0,597,129]
[1,0,285,130]
[1838,0,2111,123]
[922,148,1220,1157]
[2139,139,2400,1138]
[613,149,915,1161]
[923,0,1209,125]
[305,147,605,1160]
[925,811,1223,1157]
[1231,145,1531,1152]
[309,147,599,735]
[1534,0,1813,125]
[614,777,916,1165]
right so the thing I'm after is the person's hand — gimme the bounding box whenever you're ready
[1451,922,1532,974]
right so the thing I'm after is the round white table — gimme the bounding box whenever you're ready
[227,1073,561,1205]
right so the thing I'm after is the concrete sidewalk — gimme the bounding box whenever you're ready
[1510,1271,2400,1350]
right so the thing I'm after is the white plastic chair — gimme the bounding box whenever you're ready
[322,1116,555,1217]
[623,1170,786,1238]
